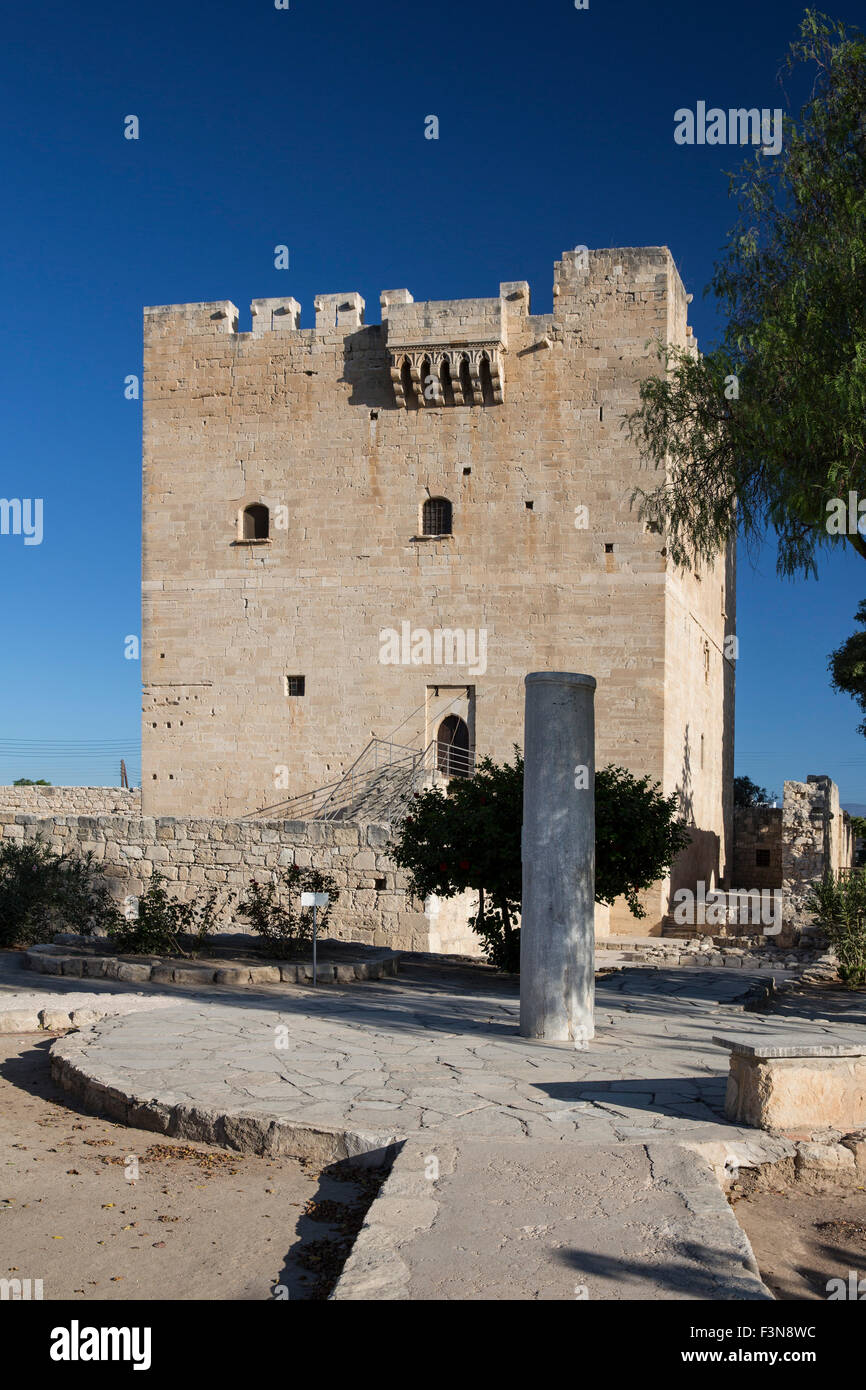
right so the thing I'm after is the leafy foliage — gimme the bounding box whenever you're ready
[12,778,51,786]
[0,836,122,948]
[629,12,866,579]
[390,751,690,971]
[105,872,231,957]
[829,600,866,736]
[594,766,692,916]
[805,870,866,986]
[734,775,778,808]
[237,866,339,957]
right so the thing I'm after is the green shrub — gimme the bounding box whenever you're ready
[0,837,122,948]
[390,750,690,972]
[805,870,866,987]
[104,872,231,957]
[237,866,339,957]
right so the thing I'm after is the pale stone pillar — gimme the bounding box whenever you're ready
[520,672,596,1046]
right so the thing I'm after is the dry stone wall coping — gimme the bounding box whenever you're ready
[24,940,400,989]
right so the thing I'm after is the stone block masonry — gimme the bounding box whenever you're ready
[0,812,479,956]
[142,246,735,935]
[0,786,140,815]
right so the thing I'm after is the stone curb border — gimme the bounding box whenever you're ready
[49,1021,400,1169]
[24,944,400,990]
[0,1004,134,1034]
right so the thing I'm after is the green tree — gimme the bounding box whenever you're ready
[629,11,866,579]
[829,600,866,734]
[12,778,51,786]
[389,751,690,971]
[734,775,778,807]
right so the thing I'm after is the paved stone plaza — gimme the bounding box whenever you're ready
[4,952,863,1299]
[47,963,829,1150]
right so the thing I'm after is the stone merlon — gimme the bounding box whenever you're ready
[142,246,692,343]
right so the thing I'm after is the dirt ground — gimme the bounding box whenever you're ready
[733,1185,866,1300]
[0,1033,385,1301]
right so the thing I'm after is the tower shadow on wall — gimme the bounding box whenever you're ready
[339,327,400,410]
[669,722,721,914]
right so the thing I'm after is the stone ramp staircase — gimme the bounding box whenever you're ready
[246,737,473,824]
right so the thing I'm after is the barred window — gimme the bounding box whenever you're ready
[285,676,305,697]
[422,497,452,537]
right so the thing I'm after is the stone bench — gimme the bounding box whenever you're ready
[713,1032,866,1132]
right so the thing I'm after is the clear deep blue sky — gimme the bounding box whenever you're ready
[1,0,864,804]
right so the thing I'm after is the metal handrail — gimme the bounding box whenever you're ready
[246,735,477,824]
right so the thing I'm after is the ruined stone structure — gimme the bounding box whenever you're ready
[732,804,784,893]
[782,776,855,931]
[142,247,736,933]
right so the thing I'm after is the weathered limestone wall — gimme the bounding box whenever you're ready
[782,776,855,928]
[732,806,783,891]
[0,812,478,955]
[142,246,733,935]
[0,787,141,815]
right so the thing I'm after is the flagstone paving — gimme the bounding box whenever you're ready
[46,960,849,1153]
[12,952,864,1299]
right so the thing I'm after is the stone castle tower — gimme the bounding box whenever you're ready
[142,246,735,932]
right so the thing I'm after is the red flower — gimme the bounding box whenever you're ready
[439,862,448,872]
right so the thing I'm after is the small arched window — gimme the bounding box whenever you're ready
[242,504,269,540]
[422,497,452,537]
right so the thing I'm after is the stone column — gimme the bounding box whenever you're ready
[520,672,596,1046]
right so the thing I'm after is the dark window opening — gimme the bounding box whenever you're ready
[479,355,495,406]
[525,500,534,511]
[436,714,473,779]
[440,358,456,407]
[462,467,471,476]
[604,543,614,554]
[755,849,771,867]
[286,675,305,697]
[458,356,474,405]
[243,504,269,540]
[400,357,416,408]
[422,497,452,537]
[419,356,434,404]
[374,877,387,891]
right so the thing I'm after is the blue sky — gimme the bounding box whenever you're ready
[1,0,863,804]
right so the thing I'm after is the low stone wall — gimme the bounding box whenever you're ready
[0,811,480,955]
[0,786,141,815]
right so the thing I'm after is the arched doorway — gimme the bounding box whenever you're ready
[437,714,471,778]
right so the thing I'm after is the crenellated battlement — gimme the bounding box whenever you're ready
[143,247,693,409]
[143,245,688,341]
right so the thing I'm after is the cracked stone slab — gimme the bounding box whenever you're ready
[333,1139,771,1301]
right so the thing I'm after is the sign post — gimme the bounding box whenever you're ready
[300,892,330,985]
